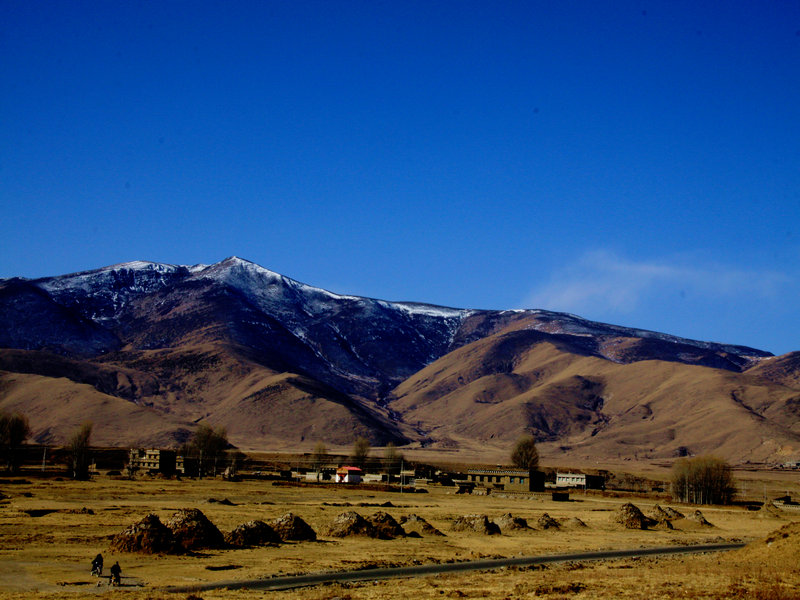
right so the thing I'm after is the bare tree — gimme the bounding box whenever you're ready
[68,422,93,480]
[311,442,328,480]
[0,412,31,473]
[383,442,403,474]
[189,423,228,477]
[350,437,371,469]
[510,435,539,470]
[671,456,736,505]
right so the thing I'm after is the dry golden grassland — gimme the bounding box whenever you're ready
[0,473,798,599]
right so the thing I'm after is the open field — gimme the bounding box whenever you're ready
[0,473,798,599]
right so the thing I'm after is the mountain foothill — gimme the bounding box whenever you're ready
[1,257,798,464]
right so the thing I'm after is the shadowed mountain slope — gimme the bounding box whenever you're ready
[0,257,796,462]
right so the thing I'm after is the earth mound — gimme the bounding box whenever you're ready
[326,511,378,538]
[452,514,500,535]
[270,512,317,541]
[726,521,800,568]
[110,513,178,554]
[225,520,282,547]
[399,514,445,537]
[686,509,713,527]
[561,517,587,528]
[662,506,685,519]
[495,513,528,530]
[647,505,675,530]
[613,503,657,529]
[537,513,560,530]
[367,511,406,539]
[165,508,225,550]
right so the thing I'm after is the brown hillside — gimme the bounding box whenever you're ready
[389,329,800,463]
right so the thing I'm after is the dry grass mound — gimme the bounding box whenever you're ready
[270,512,316,541]
[452,514,500,535]
[662,506,685,519]
[612,503,657,529]
[686,509,713,527]
[326,511,378,538]
[537,513,560,530]
[495,513,528,530]
[110,513,178,554]
[726,521,800,570]
[225,520,281,547]
[367,511,406,539]
[560,516,588,529]
[399,514,445,537]
[165,508,225,550]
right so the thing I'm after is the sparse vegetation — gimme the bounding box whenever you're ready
[671,455,736,505]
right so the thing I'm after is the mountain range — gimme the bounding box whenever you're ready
[1,257,798,464]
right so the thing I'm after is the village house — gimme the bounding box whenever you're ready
[555,471,605,490]
[335,466,362,483]
[128,448,176,476]
[465,468,545,492]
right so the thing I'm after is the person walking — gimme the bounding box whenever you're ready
[109,561,121,586]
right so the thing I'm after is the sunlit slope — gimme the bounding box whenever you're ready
[389,328,800,463]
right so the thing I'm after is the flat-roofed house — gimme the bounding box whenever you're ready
[466,468,544,492]
[335,466,362,483]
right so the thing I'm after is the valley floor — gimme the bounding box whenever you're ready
[0,474,798,599]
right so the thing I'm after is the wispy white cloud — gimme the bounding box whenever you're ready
[523,250,792,315]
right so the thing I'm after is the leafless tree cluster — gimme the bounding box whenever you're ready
[671,456,736,505]
[0,412,30,472]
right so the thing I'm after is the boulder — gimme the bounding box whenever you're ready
[165,508,225,550]
[451,514,500,535]
[110,513,178,554]
[225,520,282,547]
[270,512,317,541]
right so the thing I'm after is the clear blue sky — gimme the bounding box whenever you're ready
[2,1,799,355]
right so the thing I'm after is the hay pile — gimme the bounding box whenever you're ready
[399,514,444,537]
[561,517,587,529]
[612,503,657,529]
[367,511,406,539]
[686,509,713,527]
[165,508,225,550]
[270,512,317,541]
[326,511,378,538]
[225,520,281,547]
[537,513,560,530]
[452,514,500,535]
[495,513,528,530]
[110,513,178,554]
